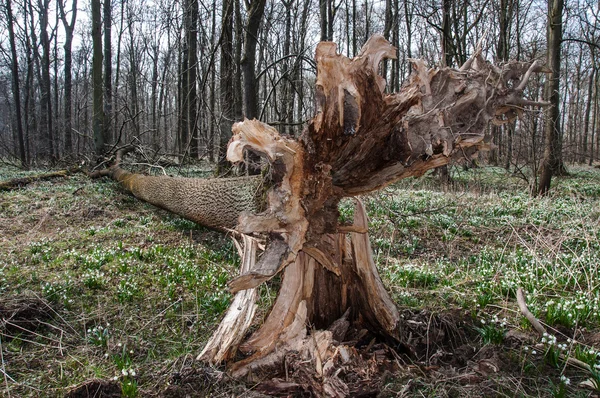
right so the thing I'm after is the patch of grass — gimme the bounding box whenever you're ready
[1,164,600,396]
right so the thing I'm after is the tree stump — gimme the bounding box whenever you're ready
[195,35,546,386]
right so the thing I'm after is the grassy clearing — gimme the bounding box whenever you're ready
[0,164,599,396]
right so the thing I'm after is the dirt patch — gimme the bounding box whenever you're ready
[157,310,481,397]
[65,379,122,398]
[161,365,268,397]
[0,293,55,335]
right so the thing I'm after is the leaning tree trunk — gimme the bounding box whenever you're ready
[97,36,544,388]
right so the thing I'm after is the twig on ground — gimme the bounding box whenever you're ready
[517,287,592,372]
[516,288,546,336]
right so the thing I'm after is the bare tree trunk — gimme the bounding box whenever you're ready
[6,0,27,167]
[441,0,453,67]
[217,0,235,169]
[39,0,55,161]
[104,0,112,145]
[320,0,328,42]
[127,10,140,138]
[53,5,60,158]
[59,0,77,156]
[208,2,217,160]
[538,0,564,196]
[584,60,595,164]
[187,0,199,158]
[91,0,105,156]
[590,66,598,166]
[23,0,34,162]
[113,0,125,142]
[233,0,243,122]
[242,0,266,120]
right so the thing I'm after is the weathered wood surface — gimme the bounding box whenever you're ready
[201,35,543,380]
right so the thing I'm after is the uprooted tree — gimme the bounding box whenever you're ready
[93,36,545,387]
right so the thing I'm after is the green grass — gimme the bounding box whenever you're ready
[0,164,600,396]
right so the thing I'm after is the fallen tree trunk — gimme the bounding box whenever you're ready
[0,169,74,191]
[95,35,544,389]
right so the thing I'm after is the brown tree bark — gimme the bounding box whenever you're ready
[58,0,77,156]
[39,0,56,161]
[5,0,27,167]
[217,0,235,170]
[103,0,112,144]
[242,0,267,121]
[91,0,105,156]
[538,0,564,196]
[186,0,199,158]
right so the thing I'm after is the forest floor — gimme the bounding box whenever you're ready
[1,163,600,397]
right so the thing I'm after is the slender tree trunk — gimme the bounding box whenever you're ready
[320,0,328,42]
[590,66,598,166]
[59,0,77,156]
[187,0,199,158]
[91,0,105,156]
[382,0,393,82]
[364,0,370,42]
[583,58,595,164]
[113,0,125,141]
[233,0,243,122]
[242,0,266,120]
[127,13,139,138]
[6,0,27,167]
[24,2,33,162]
[217,0,235,169]
[537,0,564,196]
[53,6,60,158]
[441,0,453,67]
[151,45,160,150]
[39,0,55,160]
[104,0,112,144]
[208,1,217,160]
[281,0,292,135]
[352,0,357,55]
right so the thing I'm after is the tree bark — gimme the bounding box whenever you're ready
[242,0,267,121]
[217,0,235,170]
[103,0,112,145]
[39,0,55,161]
[187,0,199,158]
[59,0,77,156]
[537,0,564,196]
[91,0,105,156]
[5,0,27,167]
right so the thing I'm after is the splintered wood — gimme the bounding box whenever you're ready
[199,35,544,391]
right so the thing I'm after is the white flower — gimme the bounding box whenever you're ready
[121,369,129,376]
